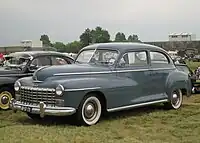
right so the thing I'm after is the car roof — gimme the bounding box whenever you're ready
[7,51,70,58]
[81,42,167,53]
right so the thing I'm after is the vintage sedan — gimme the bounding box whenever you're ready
[0,51,74,110]
[10,43,192,126]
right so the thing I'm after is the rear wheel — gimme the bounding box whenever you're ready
[164,89,183,109]
[76,94,102,126]
[0,87,14,110]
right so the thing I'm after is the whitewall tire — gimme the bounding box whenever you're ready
[164,89,183,109]
[76,94,102,126]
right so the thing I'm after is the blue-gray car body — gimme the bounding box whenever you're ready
[10,43,192,124]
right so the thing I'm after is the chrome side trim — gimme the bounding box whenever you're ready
[54,67,175,76]
[33,80,43,83]
[64,87,101,92]
[0,73,33,77]
[107,99,168,112]
[54,71,113,76]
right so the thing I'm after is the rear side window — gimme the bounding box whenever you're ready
[119,51,147,67]
[51,56,68,65]
[150,51,169,64]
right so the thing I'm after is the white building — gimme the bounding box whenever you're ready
[20,40,42,47]
[169,33,196,41]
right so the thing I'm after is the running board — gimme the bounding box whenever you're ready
[107,99,168,112]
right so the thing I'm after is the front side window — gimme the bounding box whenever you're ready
[75,49,119,66]
[30,56,51,68]
[150,51,169,64]
[119,51,147,67]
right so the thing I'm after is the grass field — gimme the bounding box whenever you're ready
[1,95,200,143]
[1,62,200,143]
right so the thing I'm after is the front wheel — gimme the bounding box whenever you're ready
[0,87,14,110]
[164,89,183,109]
[76,94,102,126]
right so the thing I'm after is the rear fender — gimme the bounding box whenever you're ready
[165,71,191,100]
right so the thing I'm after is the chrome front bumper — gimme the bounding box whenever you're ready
[9,98,76,118]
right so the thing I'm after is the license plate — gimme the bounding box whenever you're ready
[21,106,32,112]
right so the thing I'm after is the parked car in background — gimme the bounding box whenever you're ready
[192,55,200,62]
[10,43,192,126]
[0,51,74,110]
[175,64,196,93]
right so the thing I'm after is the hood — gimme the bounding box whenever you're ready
[0,67,21,76]
[34,64,111,81]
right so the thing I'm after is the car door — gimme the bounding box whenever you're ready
[114,50,151,107]
[148,50,175,100]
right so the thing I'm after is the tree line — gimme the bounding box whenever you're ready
[40,26,141,53]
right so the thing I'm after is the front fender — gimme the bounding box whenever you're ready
[0,77,18,86]
[165,70,191,99]
[48,75,132,109]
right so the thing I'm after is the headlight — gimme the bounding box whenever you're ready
[14,81,21,92]
[55,84,64,96]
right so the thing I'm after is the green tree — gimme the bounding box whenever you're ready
[79,28,92,47]
[114,32,126,42]
[52,42,66,52]
[91,26,110,43]
[40,34,51,47]
[127,34,141,42]
[65,41,83,53]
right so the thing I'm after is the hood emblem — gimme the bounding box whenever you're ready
[33,82,38,87]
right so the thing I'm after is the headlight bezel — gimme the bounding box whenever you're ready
[14,81,21,92]
[55,84,64,96]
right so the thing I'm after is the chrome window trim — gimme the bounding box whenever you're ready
[53,67,176,76]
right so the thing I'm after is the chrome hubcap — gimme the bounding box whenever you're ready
[172,93,180,106]
[1,95,9,105]
[84,103,95,119]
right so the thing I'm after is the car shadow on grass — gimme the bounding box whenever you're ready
[15,103,168,126]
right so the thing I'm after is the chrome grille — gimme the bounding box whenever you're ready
[19,86,56,106]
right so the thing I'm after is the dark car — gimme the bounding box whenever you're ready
[175,64,196,92]
[10,43,192,126]
[0,51,74,110]
[192,55,200,62]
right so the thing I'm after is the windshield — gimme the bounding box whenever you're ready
[4,56,29,69]
[75,49,119,66]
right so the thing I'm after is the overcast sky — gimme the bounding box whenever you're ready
[0,0,199,46]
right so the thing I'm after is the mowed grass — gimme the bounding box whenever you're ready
[1,95,200,143]
[1,61,200,143]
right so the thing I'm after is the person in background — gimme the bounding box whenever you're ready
[0,53,4,66]
[196,67,200,80]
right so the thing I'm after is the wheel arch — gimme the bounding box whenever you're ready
[84,90,107,112]
[165,71,190,100]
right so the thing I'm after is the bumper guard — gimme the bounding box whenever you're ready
[9,98,76,118]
